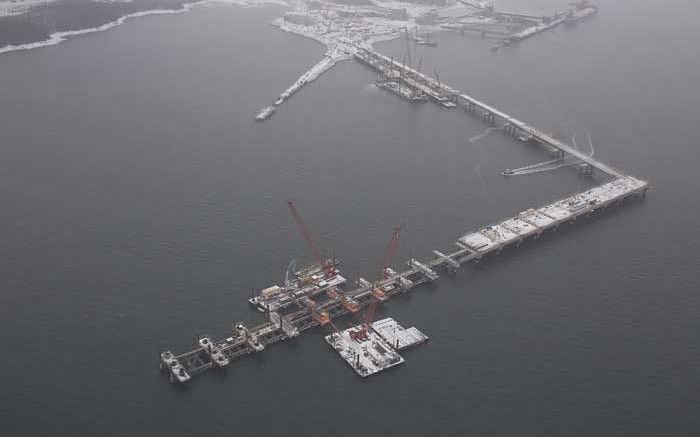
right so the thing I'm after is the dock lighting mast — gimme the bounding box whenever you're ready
[287,201,333,276]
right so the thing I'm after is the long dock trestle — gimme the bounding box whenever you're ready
[160,47,648,384]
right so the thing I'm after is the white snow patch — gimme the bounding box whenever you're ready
[0,0,289,56]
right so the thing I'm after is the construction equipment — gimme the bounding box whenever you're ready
[311,310,331,325]
[326,287,341,299]
[350,293,378,341]
[340,295,360,313]
[352,224,403,338]
[371,224,403,300]
[380,224,403,280]
[297,296,331,325]
[287,202,334,277]
[328,286,360,313]
[364,295,378,326]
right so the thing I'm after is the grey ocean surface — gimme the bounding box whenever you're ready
[1,0,699,436]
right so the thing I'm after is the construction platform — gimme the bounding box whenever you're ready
[248,259,346,312]
[160,178,646,383]
[325,324,404,377]
[371,318,429,351]
[324,317,427,377]
[159,47,649,384]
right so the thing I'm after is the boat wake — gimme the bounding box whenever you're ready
[586,132,595,157]
[468,127,499,144]
[504,132,596,176]
[507,160,579,175]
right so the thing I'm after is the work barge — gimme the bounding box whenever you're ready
[159,46,648,384]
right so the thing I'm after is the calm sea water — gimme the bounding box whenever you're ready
[1,1,698,436]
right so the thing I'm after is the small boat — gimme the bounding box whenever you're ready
[376,79,428,103]
[502,169,514,176]
[412,28,438,47]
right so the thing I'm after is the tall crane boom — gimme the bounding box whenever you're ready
[380,224,403,279]
[364,298,378,325]
[287,201,323,266]
[362,224,404,332]
[404,26,412,68]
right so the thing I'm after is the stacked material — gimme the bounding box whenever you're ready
[371,318,429,351]
[325,326,404,377]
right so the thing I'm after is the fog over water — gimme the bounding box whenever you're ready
[1,1,699,436]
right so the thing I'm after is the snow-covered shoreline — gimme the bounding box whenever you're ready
[252,16,357,121]
[0,0,287,57]
[1,0,499,122]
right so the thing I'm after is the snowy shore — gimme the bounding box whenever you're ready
[0,0,288,56]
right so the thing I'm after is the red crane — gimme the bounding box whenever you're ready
[371,224,403,301]
[364,296,378,326]
[353,224,403,340]
[380,224,403,280]
[287,201,333,277]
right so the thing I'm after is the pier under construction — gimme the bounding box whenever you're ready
[159,46,648,384]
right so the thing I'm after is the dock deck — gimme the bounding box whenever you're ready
[325,323,406,377]
[371,318,429,351]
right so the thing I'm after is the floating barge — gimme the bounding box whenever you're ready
[248,259,346,312]
[325,323,405,377]
[324,318,428,377]
[370,318,429,351]
[376,78,428,103]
